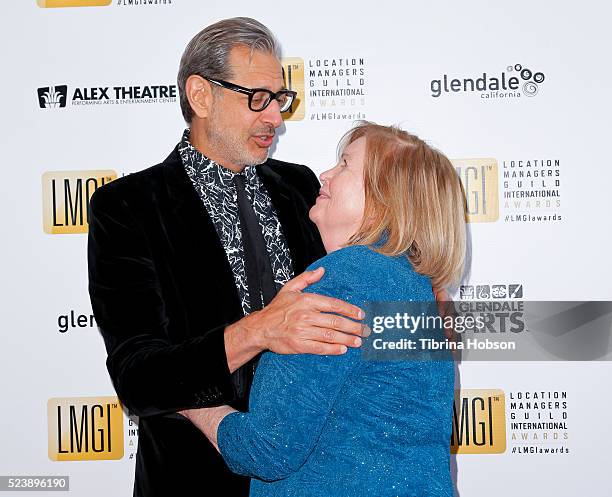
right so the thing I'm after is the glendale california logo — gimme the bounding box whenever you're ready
[430,63,546,100]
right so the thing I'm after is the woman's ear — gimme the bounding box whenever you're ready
[185,75,213,119]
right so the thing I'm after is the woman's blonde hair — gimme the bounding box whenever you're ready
[344,121,467,289]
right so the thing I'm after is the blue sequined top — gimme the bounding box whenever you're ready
[218,245,455,497]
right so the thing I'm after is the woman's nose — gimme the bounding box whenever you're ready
[319,168,332,183]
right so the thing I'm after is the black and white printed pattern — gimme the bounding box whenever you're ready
[179,128,293,315]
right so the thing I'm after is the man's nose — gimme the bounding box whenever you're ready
[260,99,283,128]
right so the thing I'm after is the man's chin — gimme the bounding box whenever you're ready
[245,149,270,166]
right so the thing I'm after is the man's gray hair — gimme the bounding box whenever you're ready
[177,17,281,123]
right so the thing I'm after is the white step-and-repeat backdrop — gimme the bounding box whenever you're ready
[1,1,611,496]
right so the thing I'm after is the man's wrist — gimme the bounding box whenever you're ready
[243,310,268,351]
[224,312,266,373]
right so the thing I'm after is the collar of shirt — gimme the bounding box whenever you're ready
[176,127,294,317]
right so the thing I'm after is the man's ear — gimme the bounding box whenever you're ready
[186,75,213,119]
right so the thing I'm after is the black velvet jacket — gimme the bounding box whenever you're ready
[87,145,325,497]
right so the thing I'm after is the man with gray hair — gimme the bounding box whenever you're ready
[87,17,368,497]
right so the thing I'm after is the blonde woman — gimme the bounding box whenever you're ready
[183,121,466,496]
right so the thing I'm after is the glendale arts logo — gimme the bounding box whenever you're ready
[38,86,68,108]
[36,84,177,109]
[459,283,524,300]
[430,63,546,99]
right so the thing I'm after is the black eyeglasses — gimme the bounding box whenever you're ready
[203,77,297,113]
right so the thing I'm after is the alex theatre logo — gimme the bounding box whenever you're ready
[38,86,68,109]
[48,396,124,461]
[451,389,506,454]
[281,57,305,121]
[42,170,116,234]
[452,158,499,223]
[37,0,111,7]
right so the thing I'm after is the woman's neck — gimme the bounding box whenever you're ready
[319,229,353,254]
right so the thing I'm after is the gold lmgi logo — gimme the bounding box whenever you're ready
[37,0,112,7]
[42,170,116,234]
[452,158,499,223]
[48,396,124,461]
[281,57,305,121]
[451,389,506,454]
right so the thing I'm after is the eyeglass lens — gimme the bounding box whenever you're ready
[250,91,294,112]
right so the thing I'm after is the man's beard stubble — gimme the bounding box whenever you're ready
[207,105,272,168]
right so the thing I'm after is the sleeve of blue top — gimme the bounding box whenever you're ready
[217,258,360,482]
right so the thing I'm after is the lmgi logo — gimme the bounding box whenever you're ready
[451,389,506,454]
[42,170,117,234]
[281,57,305,121]
[48,396,124,461]
[37,0,112,6]
[452,158,499,223]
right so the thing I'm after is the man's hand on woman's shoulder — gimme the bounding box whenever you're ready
[224,267,369,372]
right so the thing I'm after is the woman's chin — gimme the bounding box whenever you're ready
[308,205,321,225]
